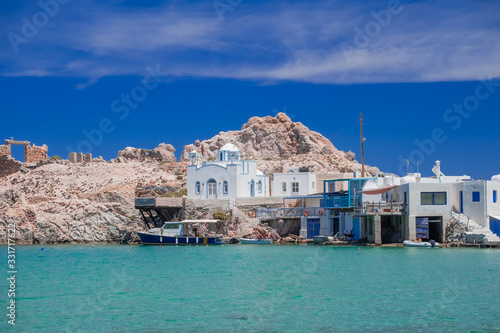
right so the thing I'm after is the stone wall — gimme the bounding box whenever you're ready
[0,144,11,157]
[0,156,22,177]
[25,144,48,163]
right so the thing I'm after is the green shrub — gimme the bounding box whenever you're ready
[50,155,62,161]
[213,211,229,220]
[177,175,183,180]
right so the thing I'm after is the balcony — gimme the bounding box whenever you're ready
[323,193,360,209]
[323,177,374,209]
[354,201,407,215]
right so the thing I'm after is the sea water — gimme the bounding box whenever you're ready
[1,244,499,332]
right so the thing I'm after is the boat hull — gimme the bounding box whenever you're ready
[240,238,274,244]
[138,233,225,245]
[403,240,440,248]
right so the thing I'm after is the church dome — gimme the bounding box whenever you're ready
[219,143,241,162]
[220,143,240,152]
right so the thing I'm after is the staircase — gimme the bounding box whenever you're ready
[451,210,500,243]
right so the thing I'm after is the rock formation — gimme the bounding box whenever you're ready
[0,161,183,244]
[116,143,176,163]
[181,113,379,175]
[149,143,177,162]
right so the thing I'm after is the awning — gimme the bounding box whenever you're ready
[489,216,500,221]
[360,185,398,195]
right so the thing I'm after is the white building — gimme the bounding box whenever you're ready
[187,143,269,200]
[257,160,500,243]
[317,161,500,243]
[272,169,317,197]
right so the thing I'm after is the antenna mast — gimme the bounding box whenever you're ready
[360,113,365,178]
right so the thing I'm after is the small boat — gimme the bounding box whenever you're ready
[240,238,274,244]
[138,220,225,245]
[403,240,440,248]
[314,236,332,244]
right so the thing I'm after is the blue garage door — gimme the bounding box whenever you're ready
[352,218,360,240]
[307,218,320,239]
[490,217,500,237]
[416,217,429,239]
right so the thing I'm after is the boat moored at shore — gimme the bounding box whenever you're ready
[240,238,274,244]
[403,240,440,248]
[137,220,225,245]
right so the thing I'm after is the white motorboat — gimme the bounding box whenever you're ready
[240,238,274,244]
[403,240,440,248]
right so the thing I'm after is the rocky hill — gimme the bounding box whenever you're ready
[0,160,183,244]
[181,113,379,175]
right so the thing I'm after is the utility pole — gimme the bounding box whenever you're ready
[360,113,365,178]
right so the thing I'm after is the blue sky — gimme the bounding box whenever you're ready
[0,0,499,179]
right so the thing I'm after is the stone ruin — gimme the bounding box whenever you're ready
[69,152,92,163]
[0,139,49,177]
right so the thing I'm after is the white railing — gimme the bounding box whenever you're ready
[355,201,406,214]
[257,207,326,219]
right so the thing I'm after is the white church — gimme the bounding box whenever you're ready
[187,143,270,200]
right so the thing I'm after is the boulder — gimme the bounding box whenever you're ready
[117,147,148,161]
[149,143,176,163]
[117,143,176,163]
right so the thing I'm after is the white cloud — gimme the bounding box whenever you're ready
[1,0,499,84]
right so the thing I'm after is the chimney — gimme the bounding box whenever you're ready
[435,160,441,178]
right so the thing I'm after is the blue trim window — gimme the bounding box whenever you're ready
[472,191,480,202]
[494,190,497,203]
[257,180,262,193]
[223,180,228,194]
[241,161,249,174]
[207,179,217,199]
[195,181,201,194]
[421,192,447,205]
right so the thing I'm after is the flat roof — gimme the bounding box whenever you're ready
[323,177,376,182]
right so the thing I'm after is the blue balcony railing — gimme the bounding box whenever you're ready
[323,194,361,209]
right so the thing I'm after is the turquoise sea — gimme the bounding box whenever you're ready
[1,244,500,332]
